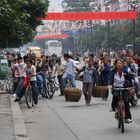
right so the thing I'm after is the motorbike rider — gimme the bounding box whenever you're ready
[126,57,140,97]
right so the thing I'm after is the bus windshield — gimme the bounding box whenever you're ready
[49,42,62,47]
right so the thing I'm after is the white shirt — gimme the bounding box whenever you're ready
[113,72,125,87]
[64,59,76,75]
[26,65,37,81]
[17,62,27,78]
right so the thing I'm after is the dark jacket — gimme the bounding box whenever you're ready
[109,69,132,87]
[78,66,98,85]
[100,64,111,85]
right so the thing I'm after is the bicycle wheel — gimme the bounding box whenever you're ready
[0,81,4,90]
[47,82,55,99]
[42,87,48,98]
[117,110,121,129]
[25,87,33,109]
[120,104,125,133]
[130,94,138,106]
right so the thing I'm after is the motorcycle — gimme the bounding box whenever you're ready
[128,73,140,106]
[128,87,139,106]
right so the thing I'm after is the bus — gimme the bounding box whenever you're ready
[45,40,62,57]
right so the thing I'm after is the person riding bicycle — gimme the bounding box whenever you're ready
[61,54,77,94]
[36,55,51,94]
[109,59,132,123]
[26,59,38,105]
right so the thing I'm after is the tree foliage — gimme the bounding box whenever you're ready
[0,0,49,48]
[78,17,140,51]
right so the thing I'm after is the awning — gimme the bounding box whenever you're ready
[39,11,138,21]
[34,34,69,39]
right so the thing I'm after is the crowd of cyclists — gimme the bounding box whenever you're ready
[5,48,140,124]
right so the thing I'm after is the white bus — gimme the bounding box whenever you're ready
[45,40,62,57]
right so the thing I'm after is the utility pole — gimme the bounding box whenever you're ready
[131,0,138,50]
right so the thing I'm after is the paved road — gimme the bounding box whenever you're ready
[20,82,140,140]
[0,94,15,140]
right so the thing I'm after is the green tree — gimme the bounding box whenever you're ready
[0,0,49,48]
[77,17,140,51]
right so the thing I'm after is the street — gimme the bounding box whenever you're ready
[20,81,140,140]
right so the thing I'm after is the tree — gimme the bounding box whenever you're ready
[0,0,49,48]
[77,15,140,51]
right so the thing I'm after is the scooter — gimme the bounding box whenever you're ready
[128,73,140,106]
[129,87,139,106]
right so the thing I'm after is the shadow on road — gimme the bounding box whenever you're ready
[64,102,107,108]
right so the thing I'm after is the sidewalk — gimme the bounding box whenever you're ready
[0,94,15,140]
[0,92,29,140]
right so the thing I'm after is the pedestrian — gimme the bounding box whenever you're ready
[78,60,98,106]
[98,58,111,100]
[54,58,64,96]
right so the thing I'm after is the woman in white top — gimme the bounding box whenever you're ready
[109,59,132,123]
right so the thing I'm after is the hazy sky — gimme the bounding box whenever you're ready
[48,0,63,12]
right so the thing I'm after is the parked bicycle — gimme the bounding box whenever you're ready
[0,76,13,93]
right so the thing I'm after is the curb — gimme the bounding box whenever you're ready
[0,90,8,94]
[10,96,29,140]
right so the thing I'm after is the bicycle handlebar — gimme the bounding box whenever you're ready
[37,72,55,79]
[112,87,131,91]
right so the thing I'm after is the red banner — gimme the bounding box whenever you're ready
[34,34,69,39]
[40,11,138,20]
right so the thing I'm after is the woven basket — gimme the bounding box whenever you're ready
[92,86,108,98]
[64,88,82,102]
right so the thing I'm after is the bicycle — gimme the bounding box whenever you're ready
[0,76,13,93]
[25,85,34,109]
[113,87,130,133]
[45,74,57,99]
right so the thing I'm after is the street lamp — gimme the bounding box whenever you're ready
[105,5,111,50]
[103,0,111,50]
[130,0,138,50]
